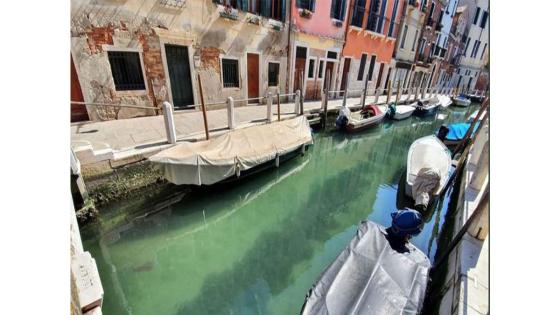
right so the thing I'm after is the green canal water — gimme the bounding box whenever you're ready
[82,105,478,315]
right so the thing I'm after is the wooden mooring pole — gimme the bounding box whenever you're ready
[197,73,210,140]
[277,92,281,122]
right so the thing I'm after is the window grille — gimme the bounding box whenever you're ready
[268,62,279,86]
[222,58,239,88]
[108,51,146,91]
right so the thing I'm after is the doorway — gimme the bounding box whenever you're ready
[165,44,194,109]
[339,58,351,97]
[294,46,307,94]
[247,53,260,103]
[71,56,89,122]
[323,61,335,92]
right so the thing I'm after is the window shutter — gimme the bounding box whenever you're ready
[341,0,347,20]
[311,0,316,11]
[376,0,387,33]
[260,0,270,17]
[240,0,248,11]
[281,0,286,21]
[331,0,336,18]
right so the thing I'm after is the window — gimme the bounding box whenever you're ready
[463,37,471,56]
[308,58,315,78]
[473,7,480,25]
[297,0,315,11]
[216,0,286,22]
[108,51,146,91]
[400,25,408,49]
[222,58,239,88]
[388,0,400,38]
[357,54,367,80]
[366,0,387,33]
[296,46,307,58]
[327,51,338,59]
[480,43,487,60]
[268,62,279,86]
[418,38,426,54]
[470,40,480,58]
[351,0,367,27]
[428,2,435,21]
[367,55,376,81]
[480,11,488,29]
[412,30,418,51]
[331,0,347,21]
[318,60,324,78]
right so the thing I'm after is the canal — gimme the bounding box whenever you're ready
[82,105,478,315]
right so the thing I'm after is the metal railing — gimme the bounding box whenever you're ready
[73,84,486,146]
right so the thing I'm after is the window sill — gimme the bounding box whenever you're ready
[331,19,343,27]
[115,90,147,97]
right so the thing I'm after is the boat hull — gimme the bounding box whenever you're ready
[452,97,471,107]
[342,114,385,133]
[413,105,439,117]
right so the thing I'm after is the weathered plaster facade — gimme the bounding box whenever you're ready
[449,0,489,91]
[288,0,349,100]
[71,0,289,121]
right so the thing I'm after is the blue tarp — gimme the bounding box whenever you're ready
[445,122,479,141]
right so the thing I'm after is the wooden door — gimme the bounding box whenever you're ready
[294,47,307,93]
[339,58,351,97]
[71,56,89,122]
[323,61,335,91]
[247,53,260,103]
[165,44,194,108]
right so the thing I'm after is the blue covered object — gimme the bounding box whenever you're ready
[445,122,479,141]
[390,208,423,238]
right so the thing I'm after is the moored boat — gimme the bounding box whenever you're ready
[413,97,440,117]
[467,93,486,103]
[452,94,472,107]
[405,135,452,209]
[149,116,313,185]
[436,122,480,149]
[386,103,416,120]
[335,104,386,132]
[437,95,452,108]
[301,220,430,315]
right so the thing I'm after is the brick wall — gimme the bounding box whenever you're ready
[86,26,114,54]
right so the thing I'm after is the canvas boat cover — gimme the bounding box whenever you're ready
[446,122,480,141]
[149,116,313,185]
[407,136,451,197]
[412,168,441,207]
[301,221,431,315]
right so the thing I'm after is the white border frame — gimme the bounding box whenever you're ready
[102,45,149,96]
[307,56,317,79]
[219,55,242,90]
[267,60,281,88]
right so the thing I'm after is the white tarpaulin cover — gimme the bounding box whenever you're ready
[412,168,441,207]
[406,136,451,199]
[301,221,431,315]
[149,116,313,185]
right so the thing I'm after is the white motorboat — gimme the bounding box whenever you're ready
[386,103,416,120]
[405,135,452,209]
[452,95,471,107]
[437,95,452,108]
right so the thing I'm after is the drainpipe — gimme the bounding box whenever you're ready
[286,0,293,98]
[337,0,355,93]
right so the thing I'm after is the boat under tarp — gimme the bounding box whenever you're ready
[406,136,452,208]
[149,116,313,185]
[440,122,480,148]
[301,221,431,315]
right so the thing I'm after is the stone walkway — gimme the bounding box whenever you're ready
[72,93,442,164]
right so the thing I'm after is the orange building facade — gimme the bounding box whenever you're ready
[340,0,405,95]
